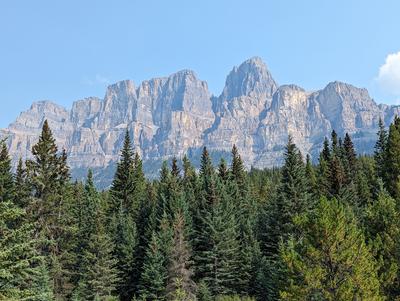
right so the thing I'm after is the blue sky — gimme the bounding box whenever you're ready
[1,0,400,128]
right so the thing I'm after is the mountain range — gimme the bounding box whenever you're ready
[2,57,399,186]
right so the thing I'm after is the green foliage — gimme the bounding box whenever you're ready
[364,188,400,298]
[0,140,14,203]
[0,201,44,300]
[3,119,400,300]
[280,197,383,301]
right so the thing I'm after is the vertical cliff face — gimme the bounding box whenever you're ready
[1,57,397,185]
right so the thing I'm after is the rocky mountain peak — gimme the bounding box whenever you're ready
[1,57,396,187]
[221,56,278,100]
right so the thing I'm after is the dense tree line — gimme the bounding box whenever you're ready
[1,117,400,300]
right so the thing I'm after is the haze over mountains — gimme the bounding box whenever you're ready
[2,57,399,185]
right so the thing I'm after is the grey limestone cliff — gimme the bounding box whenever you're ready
[1,57,398,185]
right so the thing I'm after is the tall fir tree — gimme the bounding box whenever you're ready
[374,117,388,181]
[384,116,400,198]
[364,187,400,298]
[25,120,72,299]
[166,212,197,301]
[109,129,135,216]
[14,158,31,208]
[262,136,309,256]
[195,182,241,296]
[0,140,14,203]
[138,232,169,300]
[0,200,47,300]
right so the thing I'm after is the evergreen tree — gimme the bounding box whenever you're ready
[280,197,383,301]
[328,154,346,197]
[14,158,31,208]
[0,140,14,203]
[230,145,247,193]
[321,137,331,162]
[262,136,309,256]
[109,129,135,216]
[384,116,400,198]
[218,158,229,183]
[166,212,197,301]
[364,187,400,298]
[196,183,241,296]
[331,130,339,155]
[343,132,357,181]
[171,157,181,179]
[139,232,168,300]
[0,201,43,300]
[25,120,72,298]
[111,206,138,301]
[374,117,388,181]
[77,224,120,300]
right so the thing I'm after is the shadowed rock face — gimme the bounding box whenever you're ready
[1,57,398,183]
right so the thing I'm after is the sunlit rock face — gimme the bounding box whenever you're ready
[2,57,397,185]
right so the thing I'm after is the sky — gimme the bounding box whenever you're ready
[1,0,400,128]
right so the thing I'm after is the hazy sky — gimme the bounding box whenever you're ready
[1,0,400,127]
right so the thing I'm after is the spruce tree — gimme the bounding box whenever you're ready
[230,145,247,193]
[0,140,14,203]
[364,187,400,298]
[111,205,138,301]
[14,158,31,208]
[218,158,229,183]
[262,136,309,256]
[166,212,197,301]
[280,197,383,301]
[343,132,357,181]
[196,182,241,296]
[0,201,44,300]
[374,117,388,181]
[384,116,400,198]
[109,129,135,216]
[77,224,120,300]
[139,232,168,300]
[25,120,72,298]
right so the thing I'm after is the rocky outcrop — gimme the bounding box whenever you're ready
[1,57,398,184]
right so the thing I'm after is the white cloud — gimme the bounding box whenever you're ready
[377,51,400,96]
[82,74,111,86]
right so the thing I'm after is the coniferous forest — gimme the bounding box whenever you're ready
[3,117,400,301]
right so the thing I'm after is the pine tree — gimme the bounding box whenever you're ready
[166,212,197,301]
[77,224,120,300]
[14,158,31,208]
[384,116,400,198]
[262,136,309,256]
[139,232,168,300]
[374,117,388,181]
[171,157,181,179]
[111,205,138,301]
[231,145,247,193]
[25,120,72,298]
[343,132,357,181]
[328,154,346,197]
[109,129,135,216]
[0,201,43,300]
[331,130,339,155]
[196,183,241,296]
[364,187,400,298]
[0,140,14,203]
[280,197,383,301]
[321,137,331,162]
[218,158,229,183]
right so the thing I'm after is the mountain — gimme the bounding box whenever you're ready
[1,57,399,186]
